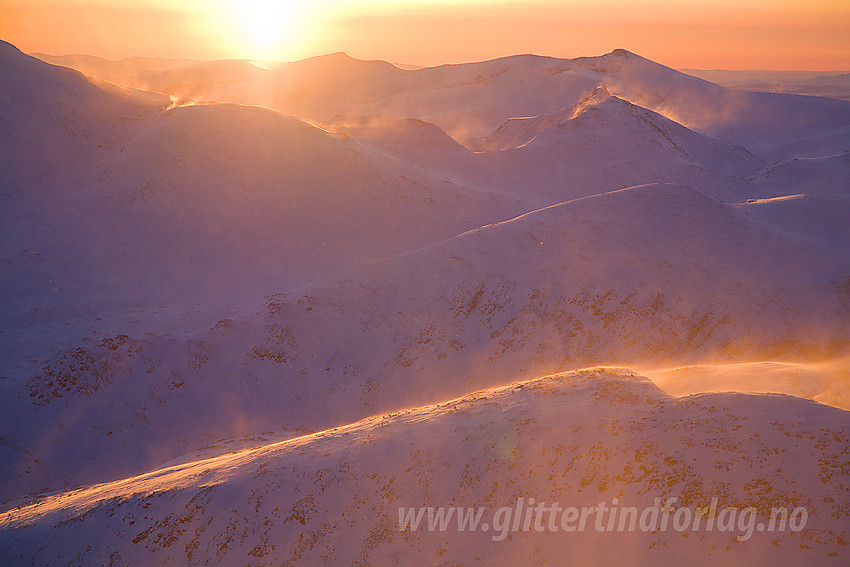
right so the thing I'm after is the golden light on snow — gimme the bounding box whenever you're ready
[1,0,849,555]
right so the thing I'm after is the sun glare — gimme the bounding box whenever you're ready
[236,0,302,60]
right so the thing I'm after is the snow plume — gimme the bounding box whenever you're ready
[166,94,200,109]
[2,40,850,565]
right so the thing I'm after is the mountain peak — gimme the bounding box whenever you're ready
[0,38,23,55]
[609,48,637,58]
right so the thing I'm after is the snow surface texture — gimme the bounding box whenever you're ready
[2,368,848,565]
[2,39,849,564]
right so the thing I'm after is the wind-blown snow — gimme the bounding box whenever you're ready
[2,39,849,564]
[1,368,847,565]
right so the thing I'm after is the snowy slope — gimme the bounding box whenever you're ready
[642,359,850,410]
[3,182,846,503]
[0,40,167,185]
[327,88,764,203]
[32,53,198,84]
[2,40,848,567]
[733,151,850,244]
[747,152,850,197]
[1,45,534,368]
[0,101,531,360]
[1,368,847,565]
[37,47,850,162]
[471,89,763,202]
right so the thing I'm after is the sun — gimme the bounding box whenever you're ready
[237,0,302,60]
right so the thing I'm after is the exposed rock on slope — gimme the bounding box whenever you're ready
[2,368,847,565]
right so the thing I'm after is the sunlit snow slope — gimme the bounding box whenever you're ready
[1,40,849,565]
[1,369,847,565]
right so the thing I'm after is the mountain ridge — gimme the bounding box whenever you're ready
[1,40,848,565]
[2,367,847,564]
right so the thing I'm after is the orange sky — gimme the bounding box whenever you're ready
[1,0,848,70]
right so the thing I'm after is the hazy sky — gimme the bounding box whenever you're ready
[1,0,848,69]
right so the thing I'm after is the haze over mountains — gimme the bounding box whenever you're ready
[682,69,850,101]
[33,48,850,162]
[2,39,849,564]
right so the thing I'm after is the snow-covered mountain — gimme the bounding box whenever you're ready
[32,53,198,85]
[682,69,850,101]
[3,181,846,503]
[328,88,764,203]
[3,39,849,564]
[35,48,850,162]
[2,368,847,565]
[1,41,167,186]
[2,40,533,370]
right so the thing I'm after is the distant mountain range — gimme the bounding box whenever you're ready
[2,39,848,565]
